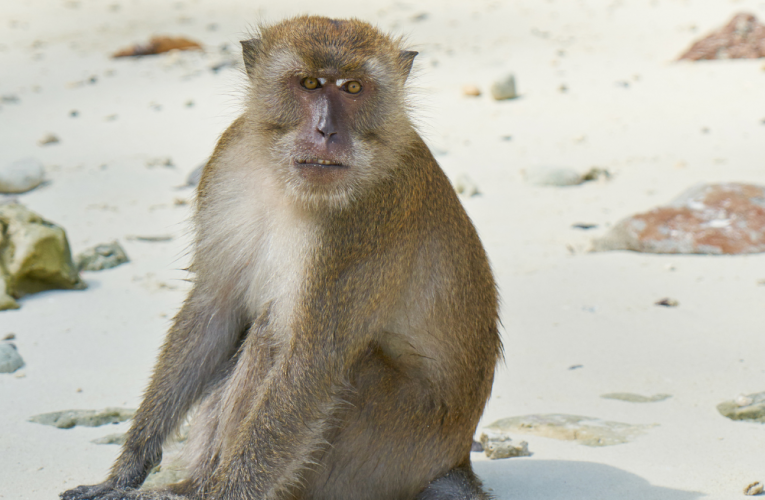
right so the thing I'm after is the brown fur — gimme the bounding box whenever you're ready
[61,16,500,500]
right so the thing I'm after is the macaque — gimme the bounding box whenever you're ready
[62,15,501,500]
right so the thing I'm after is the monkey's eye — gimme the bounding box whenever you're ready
[344,81,362,94]
[301,77,320,90]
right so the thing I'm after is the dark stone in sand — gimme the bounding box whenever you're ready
[679,13,765,60]
[29,408,135,429]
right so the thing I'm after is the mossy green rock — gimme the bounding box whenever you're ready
[0,203,85,310]
[717,392,765,423]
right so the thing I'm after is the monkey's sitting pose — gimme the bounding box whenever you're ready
[62,16,501,500]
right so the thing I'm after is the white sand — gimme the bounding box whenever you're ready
[2,0,765,498]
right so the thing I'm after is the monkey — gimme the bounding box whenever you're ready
[61,15,501,500]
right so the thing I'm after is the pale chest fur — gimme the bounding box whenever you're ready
[194,149,318,336]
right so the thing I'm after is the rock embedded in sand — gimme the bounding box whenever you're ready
[490,74,518,100]
[0,343,25,373]
[462,84,481,97]
[601,393,672,403]
[29,407,135,429]
[524,166,583,187]
[92,433,127,445]
[0,158,45,194]
[717,391,765,423]
[593,183,765,254]
[479,429,531,459]
[485,414,656,447]
[113,35,203,57]
[76,241,129,271]
[678,13,765,61]
[744,482,764,496]
[0,203,85,310]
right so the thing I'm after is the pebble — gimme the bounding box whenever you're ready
[38,133,60,146]
[593,183,765,254]
[75,241,129,271]
[479,430,531,459]
[462,84,481,97]
[718,391,765,422]
[146,157,174,168]
[484,414,656,447]
[0,158,45,194]
[0,343,25,373]
[524,166,582,187]
[3,333,16,340]
[490,73,518,100]
[28,407,136,429]
[655,298,679,307]
[744,482,764,496]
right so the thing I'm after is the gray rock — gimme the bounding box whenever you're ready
[0,343,24,373]
[29,407,136,429]
[0,204,85,311]
[479,430,531,459]
[485,414,656,447]
[601,393,672,403]
[718,391,765,423]
[524,166,583,187]
[143,465,186,489]
[0,158,45,194]
[490,74,518,100]
[38,133,60,146]
[92,433,127,445]
[76,241,129,271]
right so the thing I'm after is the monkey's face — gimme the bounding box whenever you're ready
[241,17,417,211]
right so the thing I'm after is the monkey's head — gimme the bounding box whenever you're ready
[240,16,418,211]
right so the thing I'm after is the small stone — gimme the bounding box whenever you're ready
[454,174,480,197]
[3,333,16,340]
[601,393,672,403]
[38,133,60,146]
[571,223,598,230]
[69,110,79,117]
[92,432,127,445]
[744,482,764,496]
[655,298,679,307]
[0,158,45,194]
[462,84,481,97]
[593,183,765,254]
[409,12,429,22]
[127,235,173,242]
[479,430,531,460]
[0,343,25,373]
[581,167,611,182]
[524,166,582,187]
[75,241,129,271]
[29,407,135,429]
[485,414,656,447]
[718,391,765,422]
[470,440,483,452]
[1,94,20,104]
[490,74,518,100]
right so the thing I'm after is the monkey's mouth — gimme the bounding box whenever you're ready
[295,158,346,169]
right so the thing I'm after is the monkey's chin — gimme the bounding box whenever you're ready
[294,161,349,185]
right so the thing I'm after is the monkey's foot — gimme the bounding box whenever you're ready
[60,483,124,500]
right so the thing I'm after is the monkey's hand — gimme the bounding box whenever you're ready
[60,480,128,500]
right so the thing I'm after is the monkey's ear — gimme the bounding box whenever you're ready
[241,38,262,80]
[399,50,418,81]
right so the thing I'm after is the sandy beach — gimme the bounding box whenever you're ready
[2,0,765,498]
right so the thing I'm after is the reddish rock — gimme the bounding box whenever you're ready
[113,36,202,58]
[678,13,765,60]
[593,183,765,255]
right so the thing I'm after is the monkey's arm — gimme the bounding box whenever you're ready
[214,322,367,499]
[62,287,244,500]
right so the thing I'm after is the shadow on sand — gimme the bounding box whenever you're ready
[475,459,703,500]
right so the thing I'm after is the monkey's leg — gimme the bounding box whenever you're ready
[62,289,244,500]
[416,463,490,500]
[210,338,360,500]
